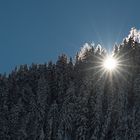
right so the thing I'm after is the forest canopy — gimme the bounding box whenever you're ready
[0,28,140,140]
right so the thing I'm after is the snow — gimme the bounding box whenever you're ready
[78,43,93,59]
[126,27,140,43]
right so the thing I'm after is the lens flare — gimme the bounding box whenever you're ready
[103,56,117,71]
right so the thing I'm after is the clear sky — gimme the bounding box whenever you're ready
[0,0,140,73]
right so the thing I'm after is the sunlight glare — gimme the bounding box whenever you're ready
[103,56,117,71]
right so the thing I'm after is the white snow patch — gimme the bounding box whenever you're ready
[78,43,94,59]
[126,27,140,43]
[95,44,102,53]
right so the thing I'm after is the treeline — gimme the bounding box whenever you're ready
[0,37,140,140]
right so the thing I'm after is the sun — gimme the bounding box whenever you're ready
[103,56,118,71]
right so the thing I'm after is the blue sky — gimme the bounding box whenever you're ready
[0,0,140,73]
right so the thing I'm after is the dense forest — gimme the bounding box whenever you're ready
[0,28,140,140]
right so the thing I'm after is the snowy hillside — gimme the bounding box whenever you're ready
[0,28,140,140]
